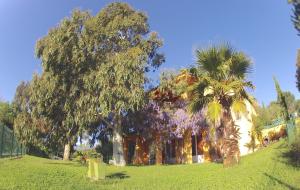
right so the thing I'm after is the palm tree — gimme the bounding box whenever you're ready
[188,44,254,167]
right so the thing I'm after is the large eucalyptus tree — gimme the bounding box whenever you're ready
[33,10,91,160]
[80,3,164,166]
[188,44,254,167]
[33,3,164,163]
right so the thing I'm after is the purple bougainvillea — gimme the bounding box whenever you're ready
[170,108,205,138]
[144,100,205,139]
[123,100,206,140]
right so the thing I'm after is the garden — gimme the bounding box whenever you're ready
[0,140,299,190]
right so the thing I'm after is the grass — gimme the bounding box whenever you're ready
[0,140,299,190]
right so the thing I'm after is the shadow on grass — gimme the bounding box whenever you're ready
[106,171,129,179]
[264,173,300,190]
[9,156,23,160]
[280,149,300,168]
[270,139,300,168]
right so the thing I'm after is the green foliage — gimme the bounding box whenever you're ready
[287,133,300,167]
[80,2,164,122]
[289,0,300,35]
[288,1,300,106]
[296,50,300,92]
[245,114,263,153]
[282,91,297,114]
[12,81,52,157]
[0,141,299,189]
[231,100,247,118]
[207,100,222,124]
[33,10,92,158]
[251,114,263,142]
[157,70,179,97]
[273,77,290,122]
[25,2,164,160]
[73,149,102,165]
[0,101,14,129]
[255,99,294,127]
[72,151,88,165]
[260,91,300,121]
[245,134,259,153]
[13,81,34,146]
[189,44,254,114]
[288,0,300,94]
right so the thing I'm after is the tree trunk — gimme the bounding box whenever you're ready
[133,136,143,165]
[222,108,240,167]
[183,129,192,164]
[123,137,129,164]
[63,142,71,161]
[155,132,162,165]
[112,120,126,166]
[142,140,149,165]
[175,139,183,164]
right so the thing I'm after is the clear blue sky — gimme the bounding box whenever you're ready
[0,0,299,105]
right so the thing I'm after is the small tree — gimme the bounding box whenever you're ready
[0,101,14,129]
[13,81,33,146]
[13,81,53,157]
[273,77,290,122]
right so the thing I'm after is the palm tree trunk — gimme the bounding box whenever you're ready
[222,108,240,167]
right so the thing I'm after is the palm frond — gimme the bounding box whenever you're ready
[229,52,252,78]
[196,46,222,76]
[207,100,222,124]
[232,100,247,118]
[188,94,212,113]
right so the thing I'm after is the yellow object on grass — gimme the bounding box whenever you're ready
[87,158,105,180]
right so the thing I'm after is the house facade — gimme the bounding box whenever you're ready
[121,70,257,165]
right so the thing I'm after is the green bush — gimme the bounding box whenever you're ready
[288,134,300,167]
[72,149,102,165]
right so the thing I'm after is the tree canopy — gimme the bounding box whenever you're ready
[26,2,164,161]
[273,77,290,122]
[0,101,14,129]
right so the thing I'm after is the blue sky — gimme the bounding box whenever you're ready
[0,0,299,105]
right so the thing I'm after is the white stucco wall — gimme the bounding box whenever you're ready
[231,100,256,156]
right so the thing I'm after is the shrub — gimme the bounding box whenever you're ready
[287,128,300,167]
[278,126,287,138]
[268,131,276,142]
[72,149,102,165]
[268,126,287,142]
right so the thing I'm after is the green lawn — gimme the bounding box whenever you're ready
[0,140,299,190]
